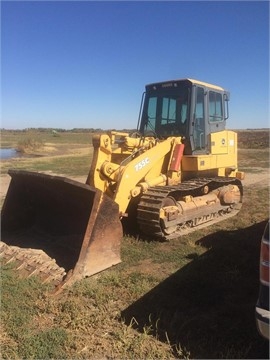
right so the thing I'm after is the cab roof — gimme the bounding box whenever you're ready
[146,78,226,92]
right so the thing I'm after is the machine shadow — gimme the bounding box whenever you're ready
[121,220,269,359]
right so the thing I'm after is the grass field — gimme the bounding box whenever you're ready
[1,129,269,359]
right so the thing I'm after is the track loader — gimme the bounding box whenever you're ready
[1,78,244,287]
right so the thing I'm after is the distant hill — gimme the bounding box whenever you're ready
[236,129,269,149]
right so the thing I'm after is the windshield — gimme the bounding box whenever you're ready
[139,86,190,138]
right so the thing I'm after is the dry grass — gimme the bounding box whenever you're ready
[1,129,269,359]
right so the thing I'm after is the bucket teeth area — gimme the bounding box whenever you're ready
[0,241,66,286]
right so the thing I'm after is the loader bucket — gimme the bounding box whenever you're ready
[1,170,122,287]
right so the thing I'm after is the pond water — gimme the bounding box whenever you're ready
[0,148,23,159]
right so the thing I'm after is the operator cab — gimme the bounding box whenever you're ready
[138,78,230,155]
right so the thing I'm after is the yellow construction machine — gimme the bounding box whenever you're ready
[1,78,245,288]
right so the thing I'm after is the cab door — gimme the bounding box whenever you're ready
[191,85,207,153]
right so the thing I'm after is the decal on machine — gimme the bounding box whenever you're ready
[135,157,150,171]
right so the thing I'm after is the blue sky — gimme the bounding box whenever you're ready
[1,0,269,130]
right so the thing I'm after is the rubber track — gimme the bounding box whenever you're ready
[137,177,243,240]
[0,241,66,286]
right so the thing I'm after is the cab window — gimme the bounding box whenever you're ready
[161,98,176,124]
[147,97,157,130]
[140,86,190,138]
[209,91,223,122]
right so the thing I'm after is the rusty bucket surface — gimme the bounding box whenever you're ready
[1,170,122,286]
